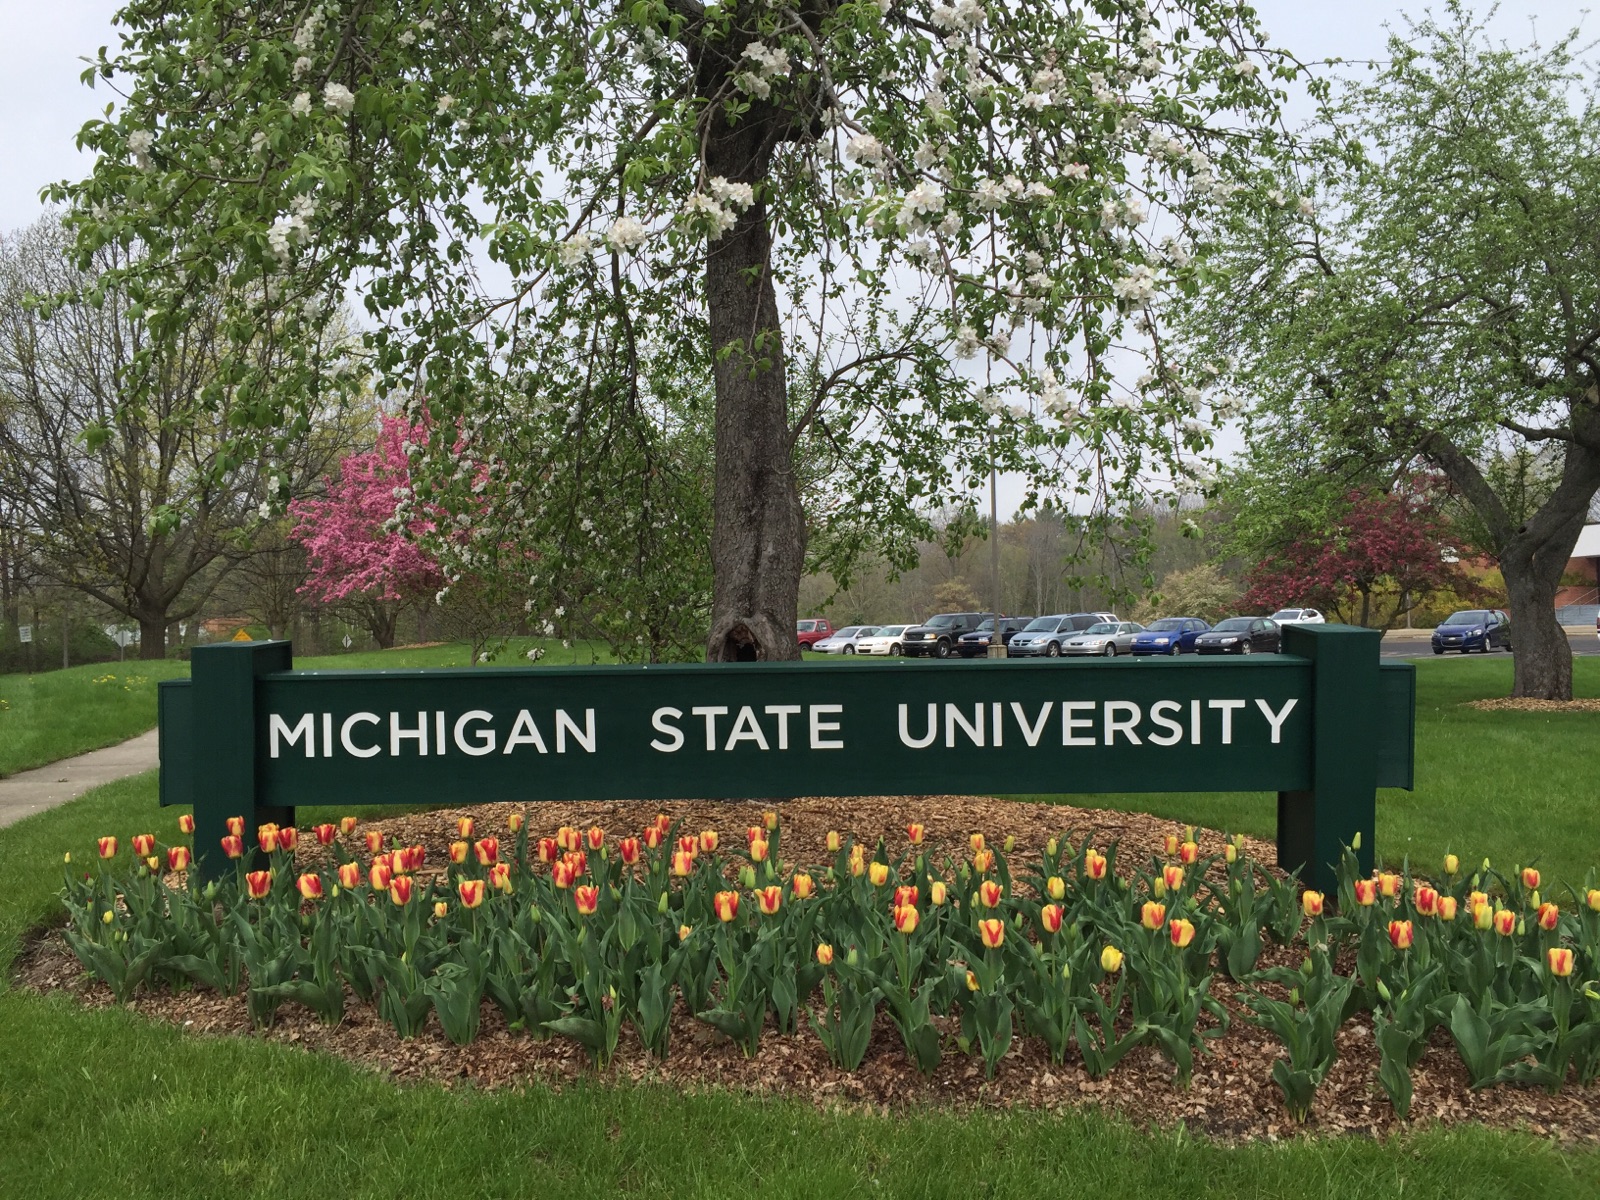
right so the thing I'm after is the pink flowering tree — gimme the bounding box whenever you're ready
[290,416,441,649]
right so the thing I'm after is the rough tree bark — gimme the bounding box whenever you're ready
[1422,407,1600,700]
[698,52,807,663]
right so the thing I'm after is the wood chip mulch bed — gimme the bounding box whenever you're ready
[1466,697,1600,713]
[15,795,1600,1144]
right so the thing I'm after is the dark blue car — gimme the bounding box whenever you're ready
[1431,609,1512,654]
[1129,617,1211,656]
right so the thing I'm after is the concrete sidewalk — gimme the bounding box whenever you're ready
[0,729,160,830]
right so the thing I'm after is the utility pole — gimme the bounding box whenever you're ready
[987,446,1005,658]
[62,592,70,670]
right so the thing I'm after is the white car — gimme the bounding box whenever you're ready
[1269,608,1326,626]
[854,625,912,656]
[812,625,879,654]
[1063,621,1145,657]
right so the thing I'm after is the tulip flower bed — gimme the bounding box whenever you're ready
[26,796,1600,1141]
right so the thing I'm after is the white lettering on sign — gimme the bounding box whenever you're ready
[650,707,684,752]
[1255,697,1298,744]
[269,712,316,758]
[260,693,1303,765]
[341,712,381,758]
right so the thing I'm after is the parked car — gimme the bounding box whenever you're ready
[1129,617,1211,656]
[811,625,879,654]
[956,617,1034,658]
[1431,609,1512,654]
[1062,621,1145,657]
[796,618,835,649]
[1194,616,1282,655]
[1007,613,1108,658]
[1269,608,1325,625]
[900,612,990,658]
[855,625,913,656]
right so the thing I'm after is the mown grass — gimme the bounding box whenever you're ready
[5,772,1600,1198]
[1017,656,1600,891]
[0,662,191,778]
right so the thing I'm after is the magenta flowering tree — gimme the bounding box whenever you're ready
[290,415,442,649]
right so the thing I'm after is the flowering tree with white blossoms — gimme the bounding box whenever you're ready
[58,0,1295,660]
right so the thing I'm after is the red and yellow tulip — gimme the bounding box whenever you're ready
[245,870,272,899]
[672,849,695,877]
[1537,902,1559,931]
[551,859,577,889]
[1041,903,1063,934]
[338,861,361,890]
[257,825,279,854]
[297,874,323,901]
[816,943,835,966]
[314,823,337,846]
[167,845,191,872]
[97,836,118,859]
[1522,867,1541,891]
[365,829,384,854]
[178,813,195,835]
[894,885,919,908]
[1162,864,1185,893]
[868,861,891,887]
[369,860,393,891]
[226,816,245,837]
[1084,849,1107,880]
[750,836,770,863]
[757,885,782,915]
[978,918,1005,948]
[1046,876,1065,901]
[557,825,581,853]
[1353,879,1377,906]
[474,838,499,866]
[1388,919,1414,950]
[979,879,1003,908]
[489,862,513,893]
[130,834,155,856]
[586,826,605,852]
[1437,895,1458,921]
[1169,918,1196,949]
[1141,901,1167,930]
[893,904,919,935]
[1179,840,1199,865]
[339,816,358,836]
[574,884,599,915]
[389,875,414,905]
[458,879,486,908]
[929,881,947,906]
[619,836,641,865]
[1378,872,1400,900]
[699,830,720,854]
[1414,885,1438,917]
[1493,908,1516,937]
[1302,890,1325,918]
[791,873,815,899]
[906,822,926,846]
[972,848,996,874]
[1548,946,1575,977]
[449,841,469,865]
[713,890,740,922]
[221,835,244,859]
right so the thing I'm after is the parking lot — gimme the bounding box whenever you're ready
[1379,628,1600,658]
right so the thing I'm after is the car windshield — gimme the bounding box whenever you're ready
[972,618,994,632]
[1270,610,1301,620]
[1212,618,1254,632]
[1085,623,1119,635]
[1022,616,1059,632]
[1146,619,1185,632]
[875,626,906,636]
[1444,611,1489,625]
[830,627,860,638]
[852,627,878,637]
[926,615,961,628]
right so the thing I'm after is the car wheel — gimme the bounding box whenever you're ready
[933,639,951,659]
[1103,643,1116,657]
[1433,647,1443,655]
[842,645,855,655]
[1045,641,1060,657]
[1168,642,1181,656]
[889,643,901,656]
[1240,641,1254,655]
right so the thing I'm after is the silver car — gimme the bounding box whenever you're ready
[811,625,879,654]
[1062,621,1145,657]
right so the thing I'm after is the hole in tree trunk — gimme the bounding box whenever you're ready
[721,623,762,662]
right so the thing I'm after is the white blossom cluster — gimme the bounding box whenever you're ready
[1111,263,1158,304]
[604,216,648,252]
[681,176,755,240]
[557,233,592,267]
[846,133,886,165]
[735,43,789,100]
[267,192,317,262]
[127,129,154,170]
[929,0,986,33]
[323,82,355,115]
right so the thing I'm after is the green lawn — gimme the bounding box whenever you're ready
[4,772,1599,1198]
[0,638,615,778]
[1017,657,1600,891]
[0,661,191,778]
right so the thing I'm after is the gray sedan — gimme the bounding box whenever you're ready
[1062,621,1145,657]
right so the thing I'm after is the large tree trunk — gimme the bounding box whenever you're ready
[1424,415,1600,700]
[700,111,805,662]
[138,614,167,660]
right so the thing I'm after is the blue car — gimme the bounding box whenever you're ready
[1431,609,1512,654]
[1129,617,1211,656]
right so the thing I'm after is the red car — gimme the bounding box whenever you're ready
[796,619,834,649]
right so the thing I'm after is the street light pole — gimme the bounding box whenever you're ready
[988,445,1005,658]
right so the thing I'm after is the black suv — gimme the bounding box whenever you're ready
[901,612,989,658]
[956,617,1034,658]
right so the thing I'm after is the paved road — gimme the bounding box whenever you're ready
[0,729,160,830]
[1380,629,1600,659]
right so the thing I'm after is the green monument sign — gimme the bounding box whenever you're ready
[158,623,1413,893]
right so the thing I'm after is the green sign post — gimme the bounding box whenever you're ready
[159,623,1413,893]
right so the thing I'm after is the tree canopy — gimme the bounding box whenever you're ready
[57,1,1299,657]
[1176,2,1600,696]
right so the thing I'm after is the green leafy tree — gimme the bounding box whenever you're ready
[1177,3,1600,698]
[56,0,1295,660]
